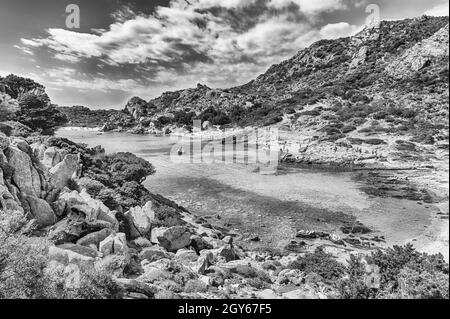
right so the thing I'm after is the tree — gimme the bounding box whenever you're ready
[2,74,47,100]
[16,93,67,135]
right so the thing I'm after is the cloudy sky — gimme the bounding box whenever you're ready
[0,0,448,109]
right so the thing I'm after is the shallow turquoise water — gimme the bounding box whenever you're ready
[57,128,433,249]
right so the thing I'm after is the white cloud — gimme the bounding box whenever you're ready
[319,22,363,39]
[30,67,144,94]
[268,0,346,13]
[19,0,365,100]
[13,45,34,56]
[424,1,449,16]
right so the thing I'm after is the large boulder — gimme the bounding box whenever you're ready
[190,250,214,275]
[175,249,199,263]
[57,243,100,258]
[125,97,153,120]
[47,217,85,244]
[48,245,96,267]
[23,195,57,227]
[4,146,41,196]
[49,154,79,191]
[99,233,128,256]
[43,146,66,168]
[125,201,155,239]
[0,184,23,212]
[12,138,32,155]
[95,255,129,277]
[139,246,173,263]
[190,235,213,253]
[151,226,191,252]
[48,212,115,245]
[76,228,114,248]
[59,190,118,229]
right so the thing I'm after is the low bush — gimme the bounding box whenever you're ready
[338,244,449,299]
[288,247,346,282]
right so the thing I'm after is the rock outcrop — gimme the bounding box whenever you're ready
[125,97,156,120]
[387,24,449,78]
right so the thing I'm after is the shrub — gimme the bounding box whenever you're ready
[264,115,283,126]
[337,255,376,299]
[396,267,449,299]
[1,74,46,100]
[199,107,231,126]
[16,93,67,135]
[86,152,155,187]
[173,111,196,126]
[63,268,123,299]
[288,247,346,281]
[77,177,105,197]
[184,280,208,293]
[367,244,448,292]
[155,116,172,129]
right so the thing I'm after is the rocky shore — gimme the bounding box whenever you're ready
[1,121,448,299]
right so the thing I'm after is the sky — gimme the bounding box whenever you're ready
[0,0,448,109]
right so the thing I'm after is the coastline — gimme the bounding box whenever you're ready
[56,126,450,260]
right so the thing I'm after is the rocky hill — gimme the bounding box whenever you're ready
[99,16,448,172]
[121,16,448,128]
[62,17,449,147]
[58,105,134,129]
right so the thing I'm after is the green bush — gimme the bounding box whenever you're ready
[367,244,448,291]
[86,152,155,187]
[173,110,197,126]
[1,75,46,100]
[288,247,346,282]
[199,107,231,126]
[338,245,449,299]
[16,93,67,135]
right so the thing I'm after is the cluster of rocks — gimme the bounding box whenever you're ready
[1,127,80,227]
[45,183,345,299]
[3,126,346,299]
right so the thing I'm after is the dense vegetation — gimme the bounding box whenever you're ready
[15,94,67,135]
[58,106,132,128]
[0,74,48,101]
[1,75,68,135]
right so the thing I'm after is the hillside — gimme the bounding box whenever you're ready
[121,16,448,132]
[58,106,134,129]
[96,16,446,171]
[59,17,449,143]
